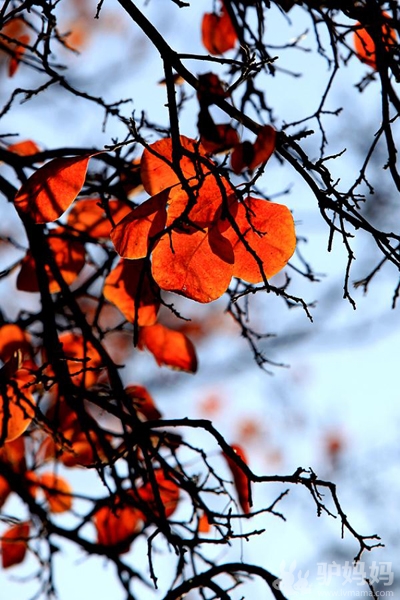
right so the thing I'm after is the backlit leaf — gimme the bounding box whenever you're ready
[94,499,142,552]
[201,123,240,155]
[67,198,132,239]
[58,332,103,388]
[353,13,397,70]
[14,155,90,223]
[136,470,180,519]
[220,197,296,283]
[1,522,30,569]
[8,140,41,156]
[0,325,31,362]
[111,192,168,259]
[138,323,198,373]
[103,259,160,326]
[141,136,209,196]
[17,230,86,294]
[202,5,237,55]
[39,472,73,513]
[125,385,162,420]
[152,225,234,303]
[0,379,35,444]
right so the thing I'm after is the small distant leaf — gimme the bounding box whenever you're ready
[14,155,90,223]
[138,323,198,373]
[39,472,72,513]
[1,522,30,569]
[111,192,167,259]
[103,259,160,326]
[220,197,296,283]
[151,225,234,303]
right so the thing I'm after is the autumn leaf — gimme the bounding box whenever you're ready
[111,192,168,259]
[14,155,90,223]
[17,230,86,294]
[8,140,41,156]
[94,499,142,552]
[201,123,240,155]
[353,13,397,70]
[135,470,180,519]
[125,385,162,420]
[138,323,198,373]
[0,325,31,362]
[8,33,29,77]
[0,379,35,444]
[152,225,234,303]
[202,4,237,55]
[103,259,160,326]
[231,125,276,174]
[67,198,132,239]
[141,136,209,196]
[58,332,103,388]
[223,444,251,514]
[39,472,73,513]
[220,197,296,283]
[1,522,30,569]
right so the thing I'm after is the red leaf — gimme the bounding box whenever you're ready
[0,378,35,444]
[0,325,31,362]
[14,156,90,223]
[8,33,30,77]
[103,259,160,326]
[136,470,180,519]
[138,323,198,373]
[151,225,234,303]
[201,123,240,155]
[8,140,41,156]
[353,13,397,70]
[202,6,237,55]
[220,197,296,283]
[223,444,251,514]
[58,332,103,388]
[1,522,30,569]
[94,499,142,553]
[111,192,168,259]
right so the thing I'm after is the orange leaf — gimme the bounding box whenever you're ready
[0,477,11,509]
[39,472,72,513]
[103,259,160,326]
[94,500,142,552]
[67,198,132,239]
[1,522,30,569]
[58,332,103,388]
[8,140,41,156]
[0,380,35,444]
[14,155,90,223]
[125,385,162,420]
[138,323,198,373]
[202,6,237,55]
[220,197,296,283]
[0,437,26,474]
[353,13,397,70]
[111,192,168,259]
[250,125,276,170]
[8,33,30,77]
[136,470,180,519]
[198,511,211,533]
[151,225,234,303]
[0,325,31,362]
[141,136,209,196]
[223,444,251,514]
[17,230,86,294]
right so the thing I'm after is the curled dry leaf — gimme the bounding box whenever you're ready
[14,155,90,223]
[138,323,198,373]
